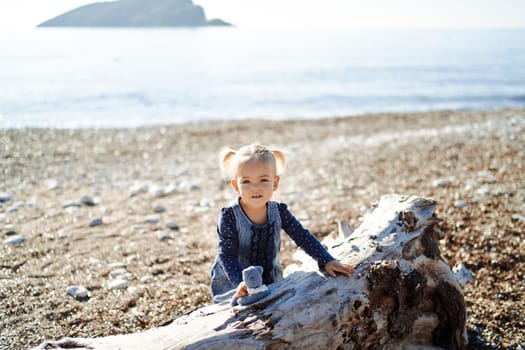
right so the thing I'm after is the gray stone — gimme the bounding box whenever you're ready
[66,285,89,301]
[130,184,148,197]
[26,198,38,208]
[3,235,25,245]
[432,179,450,188]
[108,262,128,269]
[89,257,101,266]
[63,200,82,209]
[512,214,525,223]
[110,268,128,278]
[109,279,128,290]
[150,187,166,198]
[166,221,180,231]
[0,192,11,203]
[89,218,103,227]
[81,195,96,206]
[189,184,201,191]
[4,224,16,236]
[157,231,174,241]
[145,215,161,224]
[7,205,19,213]
[153,205,166,213]
[140,275,154,283]
[475,185,491,197]
[165,184,178,194]
[110,268,132,280]
[454,200,467,208]
[46,179,60,190]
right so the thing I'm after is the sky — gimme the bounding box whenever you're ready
[0,0,524,31]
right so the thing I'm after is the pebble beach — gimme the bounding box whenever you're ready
[1,109,524,349]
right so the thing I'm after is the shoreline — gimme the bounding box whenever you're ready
[1,109,524,349]
[2,107,524,131]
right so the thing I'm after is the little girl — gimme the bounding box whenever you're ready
[210,144,354,302]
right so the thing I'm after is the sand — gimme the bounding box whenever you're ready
[1,109,524,349]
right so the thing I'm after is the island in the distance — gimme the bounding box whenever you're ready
[37,0,232,28]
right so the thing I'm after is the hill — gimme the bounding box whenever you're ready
[38,0,232,27]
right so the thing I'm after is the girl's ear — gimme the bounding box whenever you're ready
[230,178,240,193]
[273,175,280,191]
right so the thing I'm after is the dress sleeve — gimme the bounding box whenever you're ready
[278,202,335,268]
[217,207,243,285]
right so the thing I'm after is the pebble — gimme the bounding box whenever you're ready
[454,200,467,208]
[63,200,82,209]
[109,279,128,290]
[166,221,180,231]
[157,231,174,241]
[511,214,525,223]
[475,185,491,197]
[3,235,25,245]
[150,187,166,198]
[128,286,145,298]
[126,255,138,263]
[80,195,96,206]
[131,224,143,231]
[46,179,60,190]
[66,285,89,301]
[89,218,103,227]
[180,181,200,192]
[26,198,38,208]
[0,192,11,203]
[433,179,450,188]
[110,268,132,280]
[7,205,19,213]
[108,262,127,269]
[140,275,153,283]
[145,215,161,224]
[89,257,102,266]
[130,184,148,197]
[153,205,166,213]
[4,224,16,235]
[165,184,178,194]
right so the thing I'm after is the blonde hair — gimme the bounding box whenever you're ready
[219,144,286,180]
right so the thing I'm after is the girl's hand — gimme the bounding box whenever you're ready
[325,260,355,277]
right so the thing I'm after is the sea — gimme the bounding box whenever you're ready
[1,27,524,129]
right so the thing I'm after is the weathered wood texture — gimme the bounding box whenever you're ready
[33,195,468,350]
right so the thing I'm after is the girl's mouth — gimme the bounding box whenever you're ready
[252,194,262,199]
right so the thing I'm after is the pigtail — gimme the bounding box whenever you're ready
[219,148,236,181]
[270,148,286,176]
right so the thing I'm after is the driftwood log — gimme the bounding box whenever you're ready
[34,194,468,350]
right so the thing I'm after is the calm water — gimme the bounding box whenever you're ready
[1,27,524,128]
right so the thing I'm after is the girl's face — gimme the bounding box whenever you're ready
[231,159,280,211]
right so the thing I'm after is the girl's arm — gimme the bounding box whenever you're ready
[278,203,335,267]
[279,203,354,277]
[217,207,243,285]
